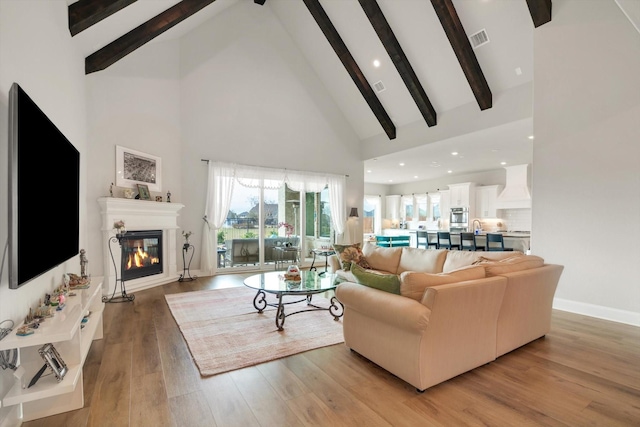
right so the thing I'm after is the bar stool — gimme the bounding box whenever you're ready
[437,232,460,250]
[486,233,513,251]
[460,232,484,251]
[416,231,438,249]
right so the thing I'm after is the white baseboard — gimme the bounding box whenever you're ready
[553,298,640,327]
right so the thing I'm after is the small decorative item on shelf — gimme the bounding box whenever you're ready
[278,222,294,238]
[123,188,134,199]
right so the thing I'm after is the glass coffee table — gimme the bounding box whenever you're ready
[243,270,343,330]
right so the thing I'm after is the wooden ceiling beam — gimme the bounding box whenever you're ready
[85,0,216,74]
[431,0,492,111]
[359,0,437,127]
[69,0,138,36]
[302,0,396,140]
[526,0,552,28]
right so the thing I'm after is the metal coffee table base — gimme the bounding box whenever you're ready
[252,289,343,331]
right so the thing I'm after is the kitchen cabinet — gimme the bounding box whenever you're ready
[385,195,401,221]
[476,185,504,218]
[0,278,104,423]
[448,182,476,208]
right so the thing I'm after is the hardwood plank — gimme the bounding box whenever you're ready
[256,359,311,400]
[199,372,261,426]
[86,341,133,426]
[130,372,176,427]
[131,330,162,377]
[168,391,218,427]
[286,392,345,427]
[230,367,303,426]
[156,324,202,399]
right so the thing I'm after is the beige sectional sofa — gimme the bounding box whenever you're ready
[330,243,564,392]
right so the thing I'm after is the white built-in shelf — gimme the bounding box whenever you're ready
[0,277,104,421]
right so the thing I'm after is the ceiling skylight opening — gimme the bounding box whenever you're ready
[373,59,381,68]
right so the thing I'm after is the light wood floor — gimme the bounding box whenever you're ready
[23,273,640,427]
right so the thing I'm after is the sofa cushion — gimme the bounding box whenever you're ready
[442,250,516,272]
[399,265,486,301]
[350,263,401,295]
[333,243,370,271]
[473,254,545,276]
[361,242,403,274]
[397,248,448,274]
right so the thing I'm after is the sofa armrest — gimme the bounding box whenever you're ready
[328,254,342,273]
[336,282,430,332]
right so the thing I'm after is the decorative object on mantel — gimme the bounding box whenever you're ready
[137,183,151,200]
[103,220,135,303]
[179,231,196,282]
[115,145,162,192]
[109,182,114,197]
[166,190,171,203]
[155,196,163,202]
[123,188,134,199]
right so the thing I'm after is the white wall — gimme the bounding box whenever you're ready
[0,1,87,424]
[533,0,640,324]
[85,39,182,289]
[179,2,364,254]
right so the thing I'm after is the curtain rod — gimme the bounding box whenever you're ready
[201,159,349,177]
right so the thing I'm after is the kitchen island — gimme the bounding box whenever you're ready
[378,230,531,252]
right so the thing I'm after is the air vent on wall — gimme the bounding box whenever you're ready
[373,80,386,93]
[469,29,489,48]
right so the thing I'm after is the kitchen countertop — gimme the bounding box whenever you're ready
[399,230,531,238]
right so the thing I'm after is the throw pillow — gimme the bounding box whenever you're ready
[350,263,401,295]
[472,255,544,276]
[399,265,486,301]
[333,243,370,271]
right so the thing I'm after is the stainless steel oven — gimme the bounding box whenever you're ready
[450,207,469,231]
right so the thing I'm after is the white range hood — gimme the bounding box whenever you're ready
[495,164,532,209]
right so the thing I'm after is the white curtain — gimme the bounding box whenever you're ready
[201,161,346,273]
[200,162,236,275]
[328,175,346,243]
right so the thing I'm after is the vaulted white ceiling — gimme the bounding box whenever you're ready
[71,0,541,184]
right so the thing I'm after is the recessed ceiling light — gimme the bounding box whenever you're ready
[451,152,458,156]
[447,170,453,174]
[515,67,522,75]
[388,179,393,182]
[500,161,507,165]
[528,135,534,140]
[414,175,419,179]
[373,59,381,68]
[399,162,405,166]
[366,169,372,173]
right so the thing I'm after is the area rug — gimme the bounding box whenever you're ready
[164,286,344,377]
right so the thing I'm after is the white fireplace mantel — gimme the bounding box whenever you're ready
[98,197,185,295]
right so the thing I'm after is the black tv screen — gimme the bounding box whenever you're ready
[8,83,80,289]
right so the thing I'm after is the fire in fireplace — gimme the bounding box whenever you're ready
[120,230,163,281]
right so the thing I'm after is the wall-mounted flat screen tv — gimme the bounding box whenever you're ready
[8,83,80,289]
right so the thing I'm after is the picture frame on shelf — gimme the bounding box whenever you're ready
[137,184,151,200]
[115,145,161,192]
[39,343,67,382]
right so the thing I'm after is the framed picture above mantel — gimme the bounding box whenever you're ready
[116,145,162,192]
